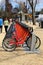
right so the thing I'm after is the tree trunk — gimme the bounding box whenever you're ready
[32,3,36,25]
[32,9,36,25]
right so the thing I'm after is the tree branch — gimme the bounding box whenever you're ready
[28,0,32,7]
[35,0,37,8]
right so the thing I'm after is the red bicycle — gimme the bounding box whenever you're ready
[2,21,41,52]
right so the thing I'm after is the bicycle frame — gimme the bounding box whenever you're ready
[9,22,31,46]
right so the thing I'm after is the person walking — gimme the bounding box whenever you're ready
[0,18,3,33]
[4,17,9,33]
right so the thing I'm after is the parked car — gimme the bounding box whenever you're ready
[36,14,43,28]
[36,14,43,22]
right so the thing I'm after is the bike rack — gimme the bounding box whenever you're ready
[30,33,40,53]
[23,32,40,54]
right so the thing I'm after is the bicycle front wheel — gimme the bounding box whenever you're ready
[26,36,41,49]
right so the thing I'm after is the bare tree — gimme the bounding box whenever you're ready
[19,1,27,13]
[18,1,25,11]
[28,0,38,25]
[5,0,12,18]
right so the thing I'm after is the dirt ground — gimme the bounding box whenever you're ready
[0,22,43,65]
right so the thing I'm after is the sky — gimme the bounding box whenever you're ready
[36,3,43,11]
[0,0,43,11]
[10,0,43,11]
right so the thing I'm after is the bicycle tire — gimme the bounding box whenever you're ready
[35,36,41,49]
[26,36,41,49]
